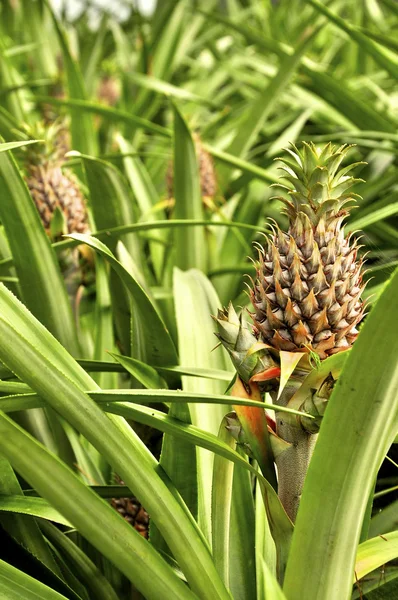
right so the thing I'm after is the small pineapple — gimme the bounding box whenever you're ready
[25,120,89,238]
[250,143,365,359]
[167,133,217,202]
[111,496,149,538]
[111,478,149,539]
[23,120,92,305]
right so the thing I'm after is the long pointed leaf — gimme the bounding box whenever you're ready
[283,269,398,599]
[0,147,79,354]
[0,283,230,600]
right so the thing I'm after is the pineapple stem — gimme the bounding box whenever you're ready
[274,386,317,522]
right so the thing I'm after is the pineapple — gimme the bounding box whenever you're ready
[111,496,149,539]
[25,120,89,238]
[111,478,149,539]
[23,120,92,306]
[167,133,217,202]
[250,142,365,359]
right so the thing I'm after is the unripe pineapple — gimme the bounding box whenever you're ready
[167,133,217,201]
[250,143,365,359]
[25,120,89,238]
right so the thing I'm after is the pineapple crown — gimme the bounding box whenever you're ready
[23,119,70,167]
[275,142,365,227]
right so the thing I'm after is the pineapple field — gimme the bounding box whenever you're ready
[0,0,398,599]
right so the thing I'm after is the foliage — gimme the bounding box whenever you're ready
[0,0,397,599]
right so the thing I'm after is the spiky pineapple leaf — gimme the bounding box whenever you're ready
[211,416,236,588]
[66,234,178,367]
[0,146,80,355]
[277,351,307,400]
[0,140,42,152]
[172,104,207,272]
[0,496,71,527]
[308,0,398,79]
[0,455,59,574]
[0,560,70,600]
[109,352,166,389]
[36,96,170,137]
[0,282,230,600]
[46,2,97,155]
[0,389,309,415]
[39,521,120,600]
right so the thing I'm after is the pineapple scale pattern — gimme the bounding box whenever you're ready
[251,143,365,359]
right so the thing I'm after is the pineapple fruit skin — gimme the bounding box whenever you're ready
[24,120,89,238]
[251,143,365,359]
[111,496,149,539]
[27,164,89,236]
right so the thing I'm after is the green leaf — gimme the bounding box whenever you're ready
[219,26,319,182]
[109,352,166,389]
[0,495,71,527]
[101,402,266,481]
[0,389,307,415]
[46,3,97,155]
[347,203,398,232]
[0,140,42,152]
[211,416,236,586]
[0,147,79,355]
[355,532,398,581]
[172,104,207,271]
[173,268,233,540]
[283,268,398,600]
[0,559,70,600]
[369,500,398,537]
[0,414,195,600]
[23,0,57,78]
[93,257,117,390]
[126,71,220,108]
[0,36,28,122]
[79,154,145,271]
[39,521,120,600]
[261,560,287,600]
[203,143,279,184]
[0,455,59,573]
[228,455,257,600]
[67,234,178,367]
[307,0,398,79]
[115,133,166,282]
[0,283,230,600]
[255,479,277,600]
[35,96,171,137]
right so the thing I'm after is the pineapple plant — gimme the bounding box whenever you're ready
[215,142,366,521]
